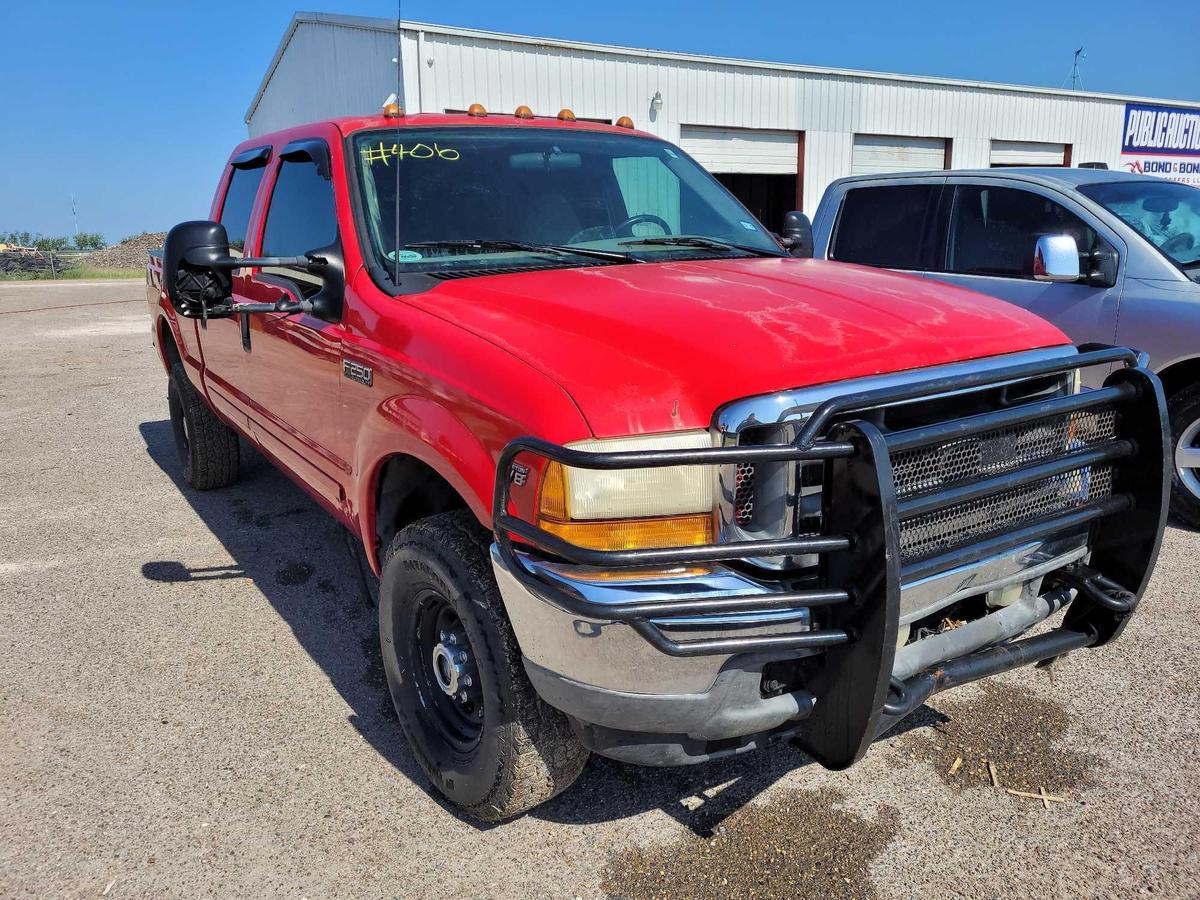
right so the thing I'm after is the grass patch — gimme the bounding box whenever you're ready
[0,266,144,281]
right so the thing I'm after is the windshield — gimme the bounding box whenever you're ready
[1079,180,1200,272]
[352,126,783,279]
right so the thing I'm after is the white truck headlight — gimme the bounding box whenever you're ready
[537,430,715,550]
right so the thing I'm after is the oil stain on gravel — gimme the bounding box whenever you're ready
[601,788,898,899]
[894,680,1101,796]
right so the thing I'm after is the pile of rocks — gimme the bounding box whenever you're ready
[84,232,167,269]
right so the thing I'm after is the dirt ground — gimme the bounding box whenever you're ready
[1,280,1197,898]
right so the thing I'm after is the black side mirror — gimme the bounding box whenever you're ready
[163,220,236,319]
[305,237,346,323]
[781,211,814,258]
[162,219,345,323]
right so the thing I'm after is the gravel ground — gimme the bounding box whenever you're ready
[1,280,1197,898]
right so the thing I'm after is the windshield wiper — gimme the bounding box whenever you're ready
[617,235,786,258]
[404,239,639,263]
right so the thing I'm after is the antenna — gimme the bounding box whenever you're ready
[1070,47,1086,91]
[394,0,402,287]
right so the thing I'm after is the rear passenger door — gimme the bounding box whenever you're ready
[200,146,270,427]
[827,180,947,274]
[930,181,1125,356]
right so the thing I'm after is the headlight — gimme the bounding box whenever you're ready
[537,430,715,550]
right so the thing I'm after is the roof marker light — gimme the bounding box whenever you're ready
[467,103,488,117]
[615,115,634,129]
[381,93,404,117]
[515,105,534,119]
[557,108,576,121]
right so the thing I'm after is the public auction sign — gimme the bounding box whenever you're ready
[1121,102,1200,186]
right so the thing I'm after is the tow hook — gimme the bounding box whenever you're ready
[1047,563,1136,614]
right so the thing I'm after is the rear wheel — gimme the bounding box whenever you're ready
[378,510,588,821]
[1168,384,1200,529]
[167,363,239,490]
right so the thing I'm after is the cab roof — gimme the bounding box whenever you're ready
[832,166,1168,192]
[241,112,657,152]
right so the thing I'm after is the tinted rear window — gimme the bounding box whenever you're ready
[831,184,941,270]
[219,165,267,253]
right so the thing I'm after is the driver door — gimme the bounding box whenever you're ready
[930,180,1126,385]
[238,135,349,515]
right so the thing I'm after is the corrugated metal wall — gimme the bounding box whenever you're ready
[249,20,1172,213]
[249,21,402,137]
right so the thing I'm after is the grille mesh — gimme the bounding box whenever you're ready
[891,408,1118,500]
[900,465,1114,564]
[733,462,755,526]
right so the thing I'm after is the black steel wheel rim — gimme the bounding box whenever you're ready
[410,588,483,752]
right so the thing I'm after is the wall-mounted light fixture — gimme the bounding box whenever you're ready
[650,91,663,112]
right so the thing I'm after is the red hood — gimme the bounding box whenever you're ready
[409,257,1069,437]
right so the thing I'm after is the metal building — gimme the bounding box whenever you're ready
[246,13,1200,227]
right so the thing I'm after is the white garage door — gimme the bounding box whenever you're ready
[851,134,947,175]
[990,140,1067,166]
[679,126,799,174]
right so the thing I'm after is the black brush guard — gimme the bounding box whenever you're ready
[493,347,1170,768]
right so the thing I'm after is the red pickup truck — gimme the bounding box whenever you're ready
[148,110,1170,821]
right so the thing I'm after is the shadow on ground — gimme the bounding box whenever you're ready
[138,418,938,834]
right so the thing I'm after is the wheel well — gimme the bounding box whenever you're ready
[1155,356,1200,401]
[158,318,182,372]
[374,454,469,552]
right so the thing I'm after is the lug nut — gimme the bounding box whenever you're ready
[462,675,473,687]
[459,691,469,702]
[448,634,457,646]
[439,631,447,641]
[458,651,469,663]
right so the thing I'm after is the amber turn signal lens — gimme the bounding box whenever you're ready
[539,514,713,551]
[538,460,569,521]
[537,461,712,550]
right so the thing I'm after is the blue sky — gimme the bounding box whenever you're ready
[2,0,1198,243]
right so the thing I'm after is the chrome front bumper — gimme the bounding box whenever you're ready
[494,537,1089,700]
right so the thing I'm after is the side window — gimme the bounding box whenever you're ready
[612,156,682,234]
[261,157,337,261]
[219,164,267,255]
[945,186,1100,278]
[830,185,940,270]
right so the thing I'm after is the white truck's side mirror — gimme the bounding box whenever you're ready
[1033,234,1081,282]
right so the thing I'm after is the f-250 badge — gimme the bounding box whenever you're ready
[343,359,373,387]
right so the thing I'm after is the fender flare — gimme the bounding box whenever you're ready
[354,395,500,572]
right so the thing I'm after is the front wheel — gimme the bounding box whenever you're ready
[378,511,588,821]
[1168,384,1200,529]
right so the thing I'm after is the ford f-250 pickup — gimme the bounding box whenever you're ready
[147,107,1170,822]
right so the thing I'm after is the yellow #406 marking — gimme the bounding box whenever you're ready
[361,141,460,164]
